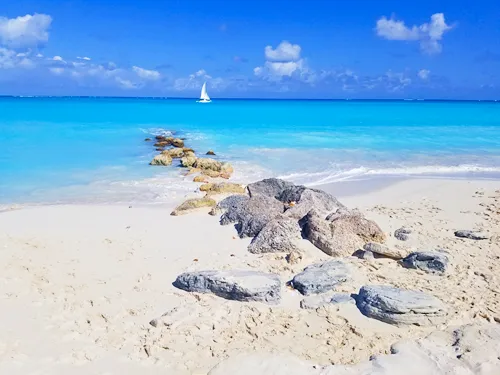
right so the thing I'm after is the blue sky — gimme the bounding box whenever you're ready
[1,0,499,99]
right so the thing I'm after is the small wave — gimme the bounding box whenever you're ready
[140,128,174,137]
[278,164,500,186]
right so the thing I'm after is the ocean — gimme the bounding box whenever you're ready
[1,97,499,206]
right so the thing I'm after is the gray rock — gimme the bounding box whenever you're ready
[454,230,489,240]
[394,227,412,241]
[283,187,345,221]
[173,270,281,303]
[356,285,447,326]
[402,251,449,274]
[209,195,249,216]
[300,294,332,310]
[248,216,302,254]
[247,178,294,199]
[291,260,350,295]
[220,195,284,238]
[330,293,356,305]
[304,209,386,257]
[364,242,407,259]
[360,250,375,261]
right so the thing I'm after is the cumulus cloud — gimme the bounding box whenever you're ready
[376,13,453,54]
[53,55,64,61]
[0,14,52,48]
[264,41,301,61]
[418,69,430,80]
[77,56,91,61]
[132,66,160,80]
[115,77,139,89]
[0,47,35,69]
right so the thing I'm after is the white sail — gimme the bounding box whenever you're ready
[199,82,211,101]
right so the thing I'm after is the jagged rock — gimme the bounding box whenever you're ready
[172,138,184,147]
[209,195,250,216]
[202,169,222,178]
[194,158,223,171]
[170,197,216,216]
[144,138,152,141]
[149,153,173,166]
[248,216,302,254]
[193,175,209,183]
[291,260,350,295]
[402,251,449,274]
[356,285,447,326]
[173,270,281,303]
[155,135,172,141]
[181,155,197,167]
[247,178,295,199]
[283,187,346,220]
[183,147,195,153]
[162,148,184,158]
[206,150,216,155]
[304,209,386,257]
[454,230,489,240]
[220,195,284,238]
[395,227,412,241]
[364,242,407,259]
[200,182,246,195]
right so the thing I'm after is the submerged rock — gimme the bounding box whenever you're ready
[395,227,412,241]
[304,209,386,257]
[454,230,489,240]
[356,285,447,326]
[173,270,281,303]
[248,216,302,254]
[170,197,216,216]
[291,260,350,295]
[220,195,284,238]
[402,251,449,274]
[144,138,152,141]
[149,153,173,166]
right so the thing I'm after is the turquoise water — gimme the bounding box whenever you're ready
[1,97,500,205]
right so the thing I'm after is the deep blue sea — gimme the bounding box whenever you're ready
[1,97,499,206]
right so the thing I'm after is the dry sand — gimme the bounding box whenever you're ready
[1,178,499,374]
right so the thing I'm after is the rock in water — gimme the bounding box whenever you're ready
[200,182,246,195]
[144,137,152,141]
[193,175,209,183]
[181,155,197,167]
[248,216,302,254]
[247,178,295,199]
[356,285,447,326]
[220,195,284,238]
[291,260,350,295]
[173,270,281,303]
[454,230,489,240]
[394,227,412,241]
[149,153,173,166]
[304,209,386,257]
[194,158,223,171]
[206,150,216,155]
[402,251,449,274]
[364,242,407,259]
[170,197,216,216]
[162,148,184,158]
[172,138,184,147]
[209,195,249,216]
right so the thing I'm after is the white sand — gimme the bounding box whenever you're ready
[1,178,499,374]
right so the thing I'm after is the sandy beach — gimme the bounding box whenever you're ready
[1,177,499,374]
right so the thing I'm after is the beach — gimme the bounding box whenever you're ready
[1,177,499,374]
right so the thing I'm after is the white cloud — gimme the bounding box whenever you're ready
[77,56,91,61]
[0,14,52,48]
[418,69,430,80]
[174,69,212,91]
[0,47,35,69]
[264,41,301,61]
[49,67,64,75]
[115,77,139,89]
[132,66,160,80]
[53,55,64,61]
[376,13,453,54]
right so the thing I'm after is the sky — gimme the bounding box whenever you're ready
[0,0,500,99]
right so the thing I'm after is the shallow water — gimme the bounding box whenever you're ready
[1,97,499,205]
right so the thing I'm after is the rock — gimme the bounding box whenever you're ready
[364,242,407,259]
[395,227,412,241]
[193,175,209,183]
[356,285,447,326]
[209,195,249,216]
[248,216,302,254]
[286,251,303,265]
[173,270,281,303]
[300,294,332,309]
[149,153,173,166]
[162,148,184,158]
[183,147,195,154]
[144,137,152,141]
[454,230,489,240]
[360,250,375,261]
[330,293,356,305]
[402,251,449,274]
[291,260,350,295]
[304,209,386,257]
[155,147,165,151]
[220,195,284,238]
[194,158,223,171]
[202,169,222,178]
[170,197,216,216]
[200,182,246,195]
[206,150,216,155]
[154,141,170,147]
[283,187,346,221]
[155,135,172,141]
[172,138,184,148]
[247,178,295,199]
[180,155,197,168]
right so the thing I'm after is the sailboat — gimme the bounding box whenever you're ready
[197,82,211,103]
